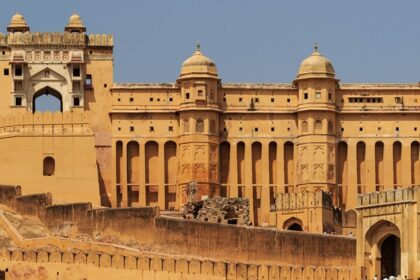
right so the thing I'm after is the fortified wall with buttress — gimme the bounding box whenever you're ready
[0,12,418,279]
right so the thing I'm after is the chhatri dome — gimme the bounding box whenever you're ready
[65,13,86,33]
[179,43,218,80]
[297,43,335,79]
[7,13,30,33]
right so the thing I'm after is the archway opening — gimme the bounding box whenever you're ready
[380,235,401,278]
[284,217,303,231]
[287,223,303,231]
[43,157,55,176]
[33,87,63,112]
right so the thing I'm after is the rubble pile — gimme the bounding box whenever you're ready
[182,197,250,226]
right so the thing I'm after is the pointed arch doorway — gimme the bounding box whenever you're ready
[380,234,401,278]
[32,87,63,112]
[365,220,401,279]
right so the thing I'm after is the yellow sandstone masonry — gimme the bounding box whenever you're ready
[0,12,418,279]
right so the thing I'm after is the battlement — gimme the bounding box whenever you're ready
[276,191,334,211]
[0,111,92,136]
[0,32,113,47]
[356,187,418,208]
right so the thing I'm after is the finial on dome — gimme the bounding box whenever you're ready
[196,41,201,51]
[314,42,318,52]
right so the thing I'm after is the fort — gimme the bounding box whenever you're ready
[0,13,418,279]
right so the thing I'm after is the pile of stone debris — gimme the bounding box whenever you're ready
[182,197,250,226]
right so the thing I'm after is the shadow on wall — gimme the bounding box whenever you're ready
[97,161,111,207]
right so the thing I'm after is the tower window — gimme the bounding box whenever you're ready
[414,127,417,131]
[254,127,258,132]
[196,119,204,133]
[15,65,22,76]
[183,119,189,133]
[287,98,291,103]
[328,93,332,101]
[304,93,308,100]
[149,97,153,102]
[85,74,92,88]
[197,90,203,96]
[271,98,274,102]
[239,97,243,102]
[239,127,243,132]
[73,97,80,107]
[395,127,399,131]
[169,97,173,102]
[43,157,55,176]
[4,68,9,76]
[72,66,80,77]
[168,126,173,132]
[359,127,363,132]
[129,97,134,102]
[271,127,275,132]
[302,121,308,133]
[314,120,322,130]
[149,126,154,132]
[186,92,190,99]
[15,96,22,106]
[254,98,259,103]
[130,126,135,132]
[315,92,321,99]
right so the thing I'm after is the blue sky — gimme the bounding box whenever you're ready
[2,1,420,83]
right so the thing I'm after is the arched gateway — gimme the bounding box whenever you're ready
[32,87,63,112]
[356,188,418,279]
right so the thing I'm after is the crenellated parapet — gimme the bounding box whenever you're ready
[0,32,113,47]
[356,187,417,208]
[276,191,334,211]
[0,111,92,136]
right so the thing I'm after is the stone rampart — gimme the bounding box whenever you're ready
[0,249,360,279]
[275,191,333,211]
[0,32,113,47]
[0,185,357,273]
[154,217,356,267]
[357,187,417,207]
[0,111,92,136]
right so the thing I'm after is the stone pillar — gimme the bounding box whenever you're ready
[346,140,357,209]
[276,140,285,194]
[401,140,411,188]
[229,141,238,198]
[261,141,270,224]
[244,141,254,224]
[365,140,376,193]
[139,141,146,206]
[158,141,166,210]
[383,139,394,190]
[121,141,128,207]
[111,140,117,207]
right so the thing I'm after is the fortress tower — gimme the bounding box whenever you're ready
[294,44,339,202]
[177,44,221,204]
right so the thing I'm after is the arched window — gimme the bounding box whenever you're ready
[183,118,189,133]
[302,121,308,133]
[314,120,322,131]
[210,120,216,134]
[196,119,204,133]
[43,156,55,176]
